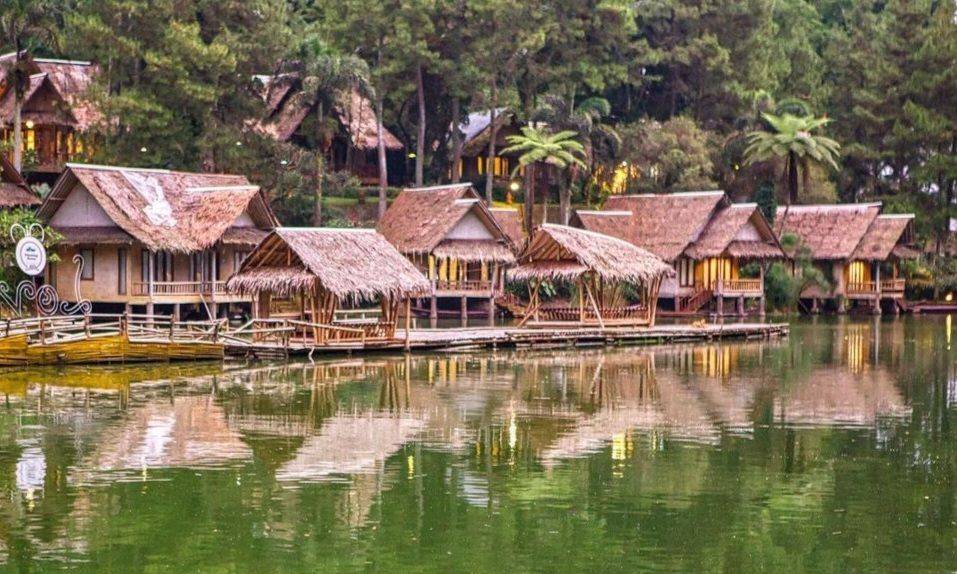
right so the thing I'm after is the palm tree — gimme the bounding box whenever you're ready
[296,45,372,225]
[0,0,59,172]
[532,95,620,219]
[502,127,587,231]
[743,112,841,204]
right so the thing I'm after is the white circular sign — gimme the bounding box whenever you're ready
[15,236,46,276]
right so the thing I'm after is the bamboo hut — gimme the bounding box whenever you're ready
[507,224,673,328]
[774,203,918,313]
[0,53,99,180]
[37,163,277,319]
[254,73,404,185]
[575,191,785,316]
[227,228,431,345]
[377,183,515,322]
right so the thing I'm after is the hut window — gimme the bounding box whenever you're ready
[47,261,57,290]
[79,248,94,280]
[24,129,35,152]
[678,258,694,287]
[233,250,249,271]
[141,250,151,282]
[117,249,127,295]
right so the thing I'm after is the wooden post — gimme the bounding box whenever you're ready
[404,297,411,350]
[460,295,467,328]
[578,277,585,324]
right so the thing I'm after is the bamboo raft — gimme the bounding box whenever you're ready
[0,314,225,366]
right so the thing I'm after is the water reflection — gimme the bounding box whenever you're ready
[0,317,953,571]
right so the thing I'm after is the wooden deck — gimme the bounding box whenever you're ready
[224,322,789,357]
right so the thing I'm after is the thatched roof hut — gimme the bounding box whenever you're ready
[254,73,402,150]
[0,154,39,208]
[576,192,783,263]
[228,227,431,301]
[377,183,515,263]
[0,54,99,130]
[38,164,277,252]
[774,204,917,261]
[508,224,672,327]
[510,224,672,284]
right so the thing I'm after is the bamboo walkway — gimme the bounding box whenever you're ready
[224,321,790,358]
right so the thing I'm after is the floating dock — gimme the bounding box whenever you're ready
[224,322,789,358]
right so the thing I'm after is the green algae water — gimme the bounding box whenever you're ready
[0,316,954,572]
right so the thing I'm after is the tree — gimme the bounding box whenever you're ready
[744,112,840,204]
[532,94,620,223]
[612,117,717,194]
[0,0,61,171]
[502,127,586,231]
[295,41,372,225]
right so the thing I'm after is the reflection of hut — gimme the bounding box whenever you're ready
[227,228,431,344]
[507,224,673,327]
[71,396,252,483]
[275,414,425,483]
[775,367,909,426]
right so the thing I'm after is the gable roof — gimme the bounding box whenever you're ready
[38,164,278,253]
[852,214,917,261]
[489,208,525,247]
[774,203,883,260]
[255,74,402,150]
[684,203,783,260]
[0,154,39,207]
[0,54,99,130]
[377,183,514,261]
[577,192,726,262]
[508,224,673,284]
[227,228,431,300]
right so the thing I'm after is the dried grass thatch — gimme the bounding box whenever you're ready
[0,155,39,207]
[0,58,99,130]
[489,207,525,247]
[508,224,673,284]
[56,226,134,245]
[256,74,402,150]
[774,203,882,260]
[578,193,783,263]
[228,228,432,301]
[684,203,784,260]
[377,184,514,260]
[580,191,725,262]
[431,239,516,263]
[38,164,278,253]
[220,226,268,246]
[853,214,917,261]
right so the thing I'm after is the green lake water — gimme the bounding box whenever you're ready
[0,316,954,572]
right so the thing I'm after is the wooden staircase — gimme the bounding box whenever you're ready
[678,288,713,314]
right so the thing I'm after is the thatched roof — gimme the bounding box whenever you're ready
[0,57,99,130]
[507,224,673,284]
[377,184,515,262]
[56,226,134,245]
[684,203,784,260]
[457,108,514,157]
[221,226,269,246]
[227,228,432,300]
[577,192,782,262]
[853,214,917,261]
[0,155,39,207]
[255,74,402,150]
[38,164,278,253]
[580,191,726,262]
[489,208,525,247]
[774,203,882,260]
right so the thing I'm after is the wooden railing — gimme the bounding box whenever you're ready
[846,281,878,295]
[537,304,649,322]
[716,278,763,294]
[132,281,229,296]
[434,279,493,292]
[227,318,397,347]
[880,279,906,293]
[0,313,225,345]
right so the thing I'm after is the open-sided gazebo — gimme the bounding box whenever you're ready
[508,224,673,328]
[227,228,431,345]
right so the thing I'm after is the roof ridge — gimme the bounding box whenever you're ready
[577,210,632,216]
[278,226,376,233]
[33,57,94,66]
[403,183,473,192]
